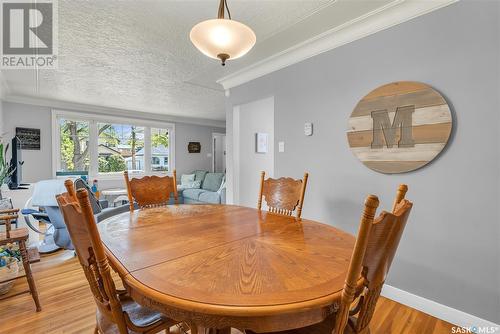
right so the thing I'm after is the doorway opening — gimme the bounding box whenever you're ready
[212,133,226,173]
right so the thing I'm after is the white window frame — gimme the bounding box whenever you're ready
[52,110,175,180]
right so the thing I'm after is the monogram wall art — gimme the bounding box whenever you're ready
[347,81,453,173]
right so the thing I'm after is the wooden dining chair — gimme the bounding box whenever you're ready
[247,184,412,334]
[57,180,180,334]
[124,170,178,211]
[257,171,309,219]
[0,198,19,229]
[0,208,41,312]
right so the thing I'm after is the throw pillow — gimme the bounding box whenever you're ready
[177,180,202,190]
[202,173,225,192]
[181,173,195,185]
[0,198,13,210]
[188,180,202,189]
[193,170,208,182]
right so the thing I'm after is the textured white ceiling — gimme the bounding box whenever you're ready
[2,0,395,121]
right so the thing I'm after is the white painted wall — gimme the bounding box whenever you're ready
[233,97,274,207]
[1,102,53,183]
[0,100,4,137]
[1,101,225,186]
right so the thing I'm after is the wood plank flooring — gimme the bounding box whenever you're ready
[0,250,455,334]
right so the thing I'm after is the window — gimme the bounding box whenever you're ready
[57,118,90,175]
[54,111,174,178]
[98,123,145,173]
[151,128,170,172]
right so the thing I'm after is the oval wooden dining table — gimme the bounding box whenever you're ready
[98,204,357,333]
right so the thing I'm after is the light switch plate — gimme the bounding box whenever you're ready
[304,122,313,136]
[278,141,285,153]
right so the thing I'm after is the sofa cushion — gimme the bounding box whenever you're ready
[193,170,208,183]
[198,191,221,204]
[182,188,206,201]
[202,173,225,192]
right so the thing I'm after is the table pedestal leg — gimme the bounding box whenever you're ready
[189,325,231,334]
[208,329,231,334]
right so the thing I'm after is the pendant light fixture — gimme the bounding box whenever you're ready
[190,0,256,66]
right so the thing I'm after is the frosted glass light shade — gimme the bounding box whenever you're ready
[190,19,256,64]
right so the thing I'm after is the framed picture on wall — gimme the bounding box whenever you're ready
[15,127,41,150]
[256,133,268,153]
[188,142,201,153]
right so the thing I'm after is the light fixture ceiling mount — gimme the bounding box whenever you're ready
[190,0,256,66]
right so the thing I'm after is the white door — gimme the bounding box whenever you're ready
[222,135,226,172]
[213,133,226,173]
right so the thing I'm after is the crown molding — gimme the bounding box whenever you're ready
[2,94,226,128]
[217,0,459,90]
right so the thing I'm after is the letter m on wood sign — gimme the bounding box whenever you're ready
[371,106,415,149]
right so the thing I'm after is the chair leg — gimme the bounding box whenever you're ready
[19,240,41,312]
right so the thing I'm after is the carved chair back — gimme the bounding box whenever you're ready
[56,180,129,334]
[124,170,178,211]
[334,185,412,334]
[257,171,309,219]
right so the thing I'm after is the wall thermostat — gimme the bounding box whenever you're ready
[304,122,313,136]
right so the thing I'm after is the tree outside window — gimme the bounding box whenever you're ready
[98,124,144,173]
[59,119,90,174]
[151,128,169,172]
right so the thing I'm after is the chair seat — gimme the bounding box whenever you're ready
[0,227,29,243]
[96,294,177,333]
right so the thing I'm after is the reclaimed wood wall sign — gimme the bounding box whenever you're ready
[347,81,452,173]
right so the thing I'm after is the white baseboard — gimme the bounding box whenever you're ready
[382,285,500,330]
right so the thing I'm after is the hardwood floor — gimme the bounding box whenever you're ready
[0,250,455,334]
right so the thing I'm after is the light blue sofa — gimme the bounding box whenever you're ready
[177,170,226,204]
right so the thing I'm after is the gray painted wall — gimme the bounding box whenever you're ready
[0,101,225,185]
[226,1,499,323]
[175,122,226,177]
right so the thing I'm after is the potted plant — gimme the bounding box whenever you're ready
[0,243,21,295]
[0,140,13,199]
